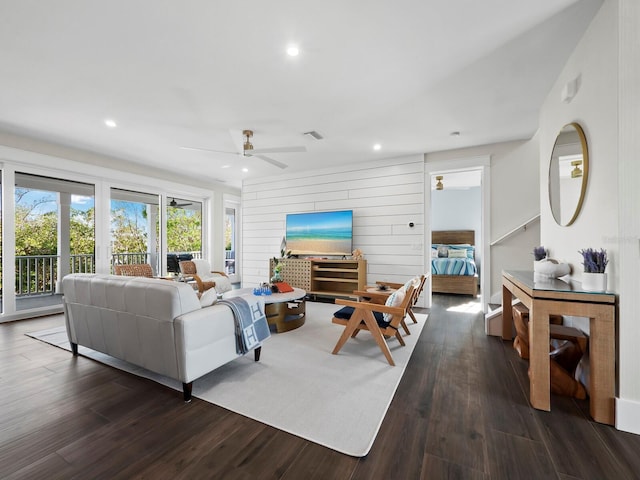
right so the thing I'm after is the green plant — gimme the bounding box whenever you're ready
[579,248,608,273]
[272,237,291,277]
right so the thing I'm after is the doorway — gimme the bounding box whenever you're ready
[425,157,491,313]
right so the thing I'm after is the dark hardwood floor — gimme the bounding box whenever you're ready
[2,294,640,479]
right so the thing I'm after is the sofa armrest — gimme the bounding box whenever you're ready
[173,304,239,383]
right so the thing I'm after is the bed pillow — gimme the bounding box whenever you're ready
[447,244,475,259]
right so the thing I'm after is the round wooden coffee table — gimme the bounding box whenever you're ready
[223,287,306,333]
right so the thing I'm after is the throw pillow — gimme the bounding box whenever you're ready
[199,287,218,307]
[437,245,449,258]
[383,288,405,323]
[193,259,212,274]
[402,276,418,292]
[211,274,232,293]
[448,249,467,258]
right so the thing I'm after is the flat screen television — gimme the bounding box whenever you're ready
[285,210,353,256]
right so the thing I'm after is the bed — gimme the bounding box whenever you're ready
[431,230,478,296]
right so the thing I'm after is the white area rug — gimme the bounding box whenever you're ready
[27,301,426,457]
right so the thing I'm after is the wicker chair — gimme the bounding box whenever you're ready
[113,263,154,278]
[178,260,217,294]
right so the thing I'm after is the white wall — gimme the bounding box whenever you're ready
[431,187,481,232]
[539,0,640,435]
[539,1,618,292]
[0,131,237,196]
[426,138,540,299]
[241,155,425,290]
[616,0,640,434]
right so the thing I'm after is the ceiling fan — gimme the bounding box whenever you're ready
[181,129,306,169]
[169,197,192,208]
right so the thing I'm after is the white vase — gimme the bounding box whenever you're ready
[582,272,607,292]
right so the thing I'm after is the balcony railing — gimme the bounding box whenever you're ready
[15,255,58,297]
[12,252,202,297]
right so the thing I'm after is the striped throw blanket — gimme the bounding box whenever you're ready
[218,295,271,354]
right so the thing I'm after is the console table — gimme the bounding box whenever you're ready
[502,270,616,425]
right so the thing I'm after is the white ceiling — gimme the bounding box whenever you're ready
[0,0,602,189]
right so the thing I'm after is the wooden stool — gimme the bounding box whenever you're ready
[511,304,588,399]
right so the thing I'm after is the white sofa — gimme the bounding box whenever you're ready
[62,273,262,401]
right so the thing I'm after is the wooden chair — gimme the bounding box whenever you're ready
[331,283,416,366]
[352,275,426,335]
[113,263,153,278]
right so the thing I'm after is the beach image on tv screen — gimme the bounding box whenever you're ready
[286,210,352,255]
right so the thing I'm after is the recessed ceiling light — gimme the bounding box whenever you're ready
[104,119,117,128]
[242,167,249,173]
[450,131,460,137]
[373,144,381,151]
[286,45,299,57]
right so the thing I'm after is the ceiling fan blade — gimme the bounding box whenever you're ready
[180,146,238,155]
[254,154,288,169]
[250,146,306,154]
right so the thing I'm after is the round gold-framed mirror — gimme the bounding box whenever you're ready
[548,123,589,226]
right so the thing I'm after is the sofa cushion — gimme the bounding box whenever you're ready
[333,306,388,328]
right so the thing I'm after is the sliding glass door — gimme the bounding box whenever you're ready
[0,166,214,321]
[166,197,202,272]
[110,188,160,275]
[13,173,95,312]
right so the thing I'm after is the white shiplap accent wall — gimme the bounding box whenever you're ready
[241,155,425,288]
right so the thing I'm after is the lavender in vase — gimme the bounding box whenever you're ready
[533,246,547,261]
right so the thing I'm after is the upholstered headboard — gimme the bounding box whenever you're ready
[432,230,475,246]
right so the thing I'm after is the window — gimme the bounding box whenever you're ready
[224,207,236,275]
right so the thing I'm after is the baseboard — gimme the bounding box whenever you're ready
[615,397,640,435]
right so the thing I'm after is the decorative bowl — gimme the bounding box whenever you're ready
[533,258,571,278]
